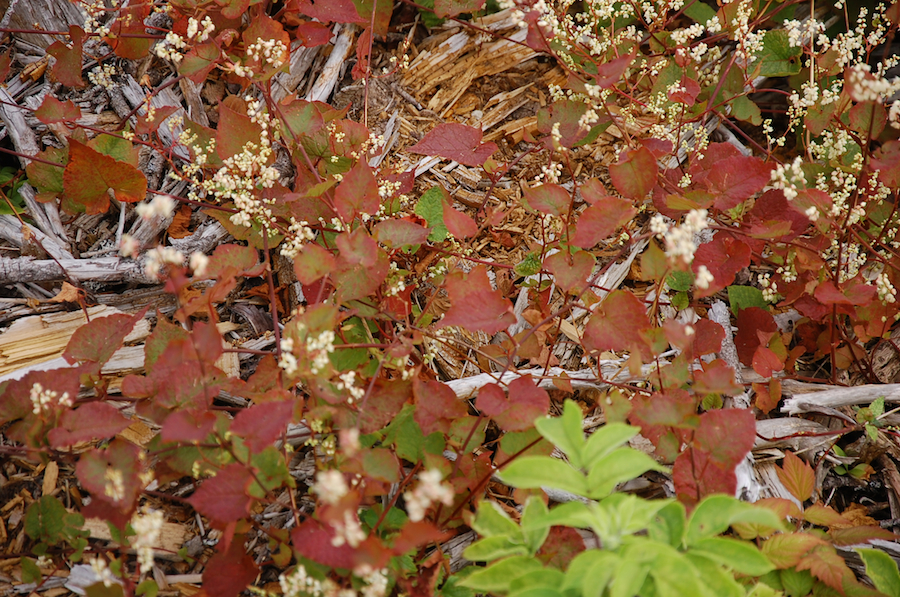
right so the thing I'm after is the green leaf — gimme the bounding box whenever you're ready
[415,186,449,242]
[609,556,650,597]
[586,448,667,499]
[136,580,159,597]
[731,95,762,126]
[682,0,716,24]
[646,544,708,597]
[499,456,589,496]
[690,537,774,576]
[779,568,814,597]
[534,400,586,468]
[756,30,802,77]
[509,568,566,594]
[857,548,900,597]
[520,497,551,555]
[666,270,693,292]
[515,252,543,277]
[649,501,686,548]
[686,495,783,545]
[25,495,69,544]
[470,500,522,538]
[382,403,425,462]
[463,535,529,561]
[728,285,768,315]
[564,551,620,597]
[684,553,745,597]
[457,556,543,593]
[582,423,639,471]
[21,558,41,584]
[871,397,885,418]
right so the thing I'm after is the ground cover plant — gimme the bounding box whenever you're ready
[1,0,900,595]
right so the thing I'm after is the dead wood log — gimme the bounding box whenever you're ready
[0,0,86,50]
[0,255,150,284]
[780,382,900,415]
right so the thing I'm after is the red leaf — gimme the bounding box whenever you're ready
[241,13,290,81]
[692,235,752,297]
[437,265,516,335]
[734,307,778,366]
[777,451,815,502]
[692,318,725,356]
[571,196,636,248]
[216,101,262,162]
[608,146,657,200]
[594,52,635,88]
[524,183,570,216]
[705,157,773,211]
[334,229,390,303]
[814,279,877,306]
[48,402,130,449]
[203,535,258,597]
[46,26,85,88]
[335,161,380,222]
[63,307,148,368]
[391,521,452,554]
[374,219,431,248]
[442,202,478,238]
[582,290,650,354]
[413,379,468,435]
[762,533,827,569]
[295,21,333,47]
[408,123,498,167]
[475,377,549,432]
[160,409,218,443]
[752,345,784,377]
[630,388,697,430]
[692,359,742,396]
[188,463,252,525]
[668,74,701,105]
[796,545,854,591]
[104,2,153,60]
[62,139,147,213]
[353,28,372,80]
[359,378,411,433]
[289,0,365,24]
[179,42,221,85]
[753,379,782,414]
[536,526,585,569]
[870,140,900,188]
[135,105,180,135]
[293,243,336,285]
[544,250,595,295]
[291,519,358,569]
[35,96,81,125]
[230,400,294,453]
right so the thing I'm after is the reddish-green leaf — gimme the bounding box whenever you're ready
[408,123,498,167]
[374,219,431,248]
[762,533,827,569]
[161,409,218,443]
[188,463,252,524]
[180,43,222,84]
[437,265,516,334]
[544,250,595,294]
[524,183,570,216]
[777,451,815,502]
[241,14,290,81]
[475,378,549,432]
[334,161,380,222]
[608,146,657,200]
[291,519,359,569]
[48,402,130,449]
[104,3,153,60]
[230,400,295,453]
[35,96,81,125]
[292,243,335,285]
[571,196,636,248]
[135,105,181,136]
[26,146,67,202]
[583,290,650,354]
[796,545,854,591]
[62,139,147,214]
[63,308,148,368]
[216,100,262,162]
[413,379,468,435]
[735,307,777,366]
[752,345,784,377]
[692,359,742,396]
[692,319,725,356]
[803,504,851,528]
[76,439,141,510]
[47,26,85,88]
[829,525,896,546]
[435,0,486,17]
[359,378,411,433]
[333,229,390,303]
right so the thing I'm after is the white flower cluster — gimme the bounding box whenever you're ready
[186,16,215,43]
[312,470,349,505]
[144,246,184,281]
[89,557,118,588]
[29,382,73,415]
[279,221,317,259]
[189,252,209,277]
[758,273,779,303]
[155,31,187,64]
[88,63,118,90]
[335,370,365,404]
[694,265,714,290]
[307,330,336,374]
[135,195,176,220]
[846,63,900,103]
[278,337,299,376]
[104,467,126,501]
[649,209,708,264]
[246,38,288,69]
[130,507,164,575]
[330,510,366,548]
[877,272,897,304]
[279,564,346,597]
[769,157,806,201]
[403,469,454,522]
[357,567,389,597]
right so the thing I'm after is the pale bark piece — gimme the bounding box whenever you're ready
[755,417,834,455]
[780,382,900,415]
[0,304,150,377]
[305,24,356,103]
[272,40,322,103]
[0,0,87,50]
[0,214,74,261]
[81,517,188,559]
[0,255,150,285]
